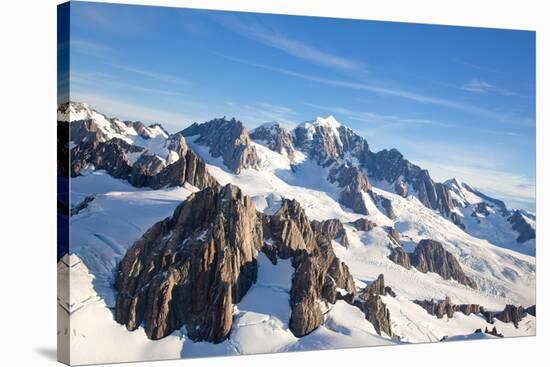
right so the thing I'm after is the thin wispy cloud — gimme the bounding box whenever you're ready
[70,38,116,55]
[304,103,452,128]
[111,64,188,85]
[462,78,518,97]
[220,54,530,126]
[71,70,188,98]
[224,101,297,129]
[71,91,207,132]
[453,58,506,75]
[208,14,365,72]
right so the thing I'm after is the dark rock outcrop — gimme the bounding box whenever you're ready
[328,164,372,215]
[414,297,484,319]
[386,226,401,243]
[458,303,484,316]
[389,246,411,269]
[114,184,263,342]
[264,199,356,336]
[525,305,536,316]
[411,239,477,289]
[414,297,455,319]
[483,310,495,324]
[293,117,369,164]
[508,210,536,243]
[485,326,503,337]
[350,218,378,232]
[71,138,217,190]
[364,294,394,337]
[358,274,394,300]
[70,195,95,216]
[250,122,296,161]
[115,188,357,342]
[496,305,526,328]
[364,148,454,216]
[181,117,259,173]
[356,274,395,338]
[312,218,350,248]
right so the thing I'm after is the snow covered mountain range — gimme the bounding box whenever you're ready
[57,102,536,365]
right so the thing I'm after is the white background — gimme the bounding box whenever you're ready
[0,0,547,366]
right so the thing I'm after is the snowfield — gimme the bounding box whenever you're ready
[60,109,536,365]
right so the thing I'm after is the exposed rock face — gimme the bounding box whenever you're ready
[386,226,401,243]
[458,303,484,316]
[263,199,317,259]
[389,246,410,269]
[414,297,455,319]
[411,239,477,289]
[497,305,526,328]
[485,326,503,337]
[364,294,393,337]
[483,310,495,324]
[356,274,395,337]
[70,195,95,216]
[508,210,536,243]
[115,184,263,342]
[293,117,369,164]
[264,199,356,336]
[250,122,296,161]
[414,297,484,319]
[291,115,454,217]
[358,274,393,300]
[364,148,454,216]
[350,218,378,232]
[289,235,355,336]
[525,305,536,316]
[115,189,356,342]
[181,117,259,173]
[376,195,397,220]
[328,164,372,215]
[71,137,216,190]
[312,218,350,248]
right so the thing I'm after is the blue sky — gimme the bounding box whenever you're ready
[67,2,536,211]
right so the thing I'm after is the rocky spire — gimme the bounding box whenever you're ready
[114,184,263,342]
[71,137,217,190]
[250,122,296,161]
[411,239,477,289]
[181,117,259,173]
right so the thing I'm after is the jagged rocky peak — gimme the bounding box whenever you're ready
[115,186,357,342]
[250,121,296,161]
[365,148,454,216]
[389,245,410,269]
[508,210,536,243]
[445,177,509,214]
[293,116,369,164]
[411,239,477,289]
[58,101,169,146]
[328,163,372,215]
[181,117,259,173]
[355,274,396,338]
[71,137,217,190]
[262,198,356,336]
[497,305,526,328]
[264,198,318,259]
[414,297,484,319]
[311,218,350,248]
[115,183,263,342]
[350,218,378,232]
[57,101,101,123]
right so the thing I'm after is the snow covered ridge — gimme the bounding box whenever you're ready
[444,178,536,256]
[60,102,535,364]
